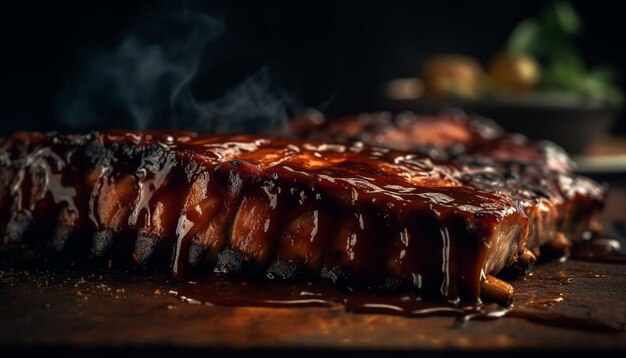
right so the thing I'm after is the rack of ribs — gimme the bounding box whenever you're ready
[0,124,605,306]
[292,111,606,265]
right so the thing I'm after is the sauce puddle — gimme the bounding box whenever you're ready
[173,275,504,317]
[171,270,626,333]
[171,238,626,333]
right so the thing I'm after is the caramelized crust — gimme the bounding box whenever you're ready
[292,111,606,263]
[1,130,536,304]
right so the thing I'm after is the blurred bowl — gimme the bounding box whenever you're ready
[384,92,619,155]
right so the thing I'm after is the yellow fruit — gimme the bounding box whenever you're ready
[488,53,540,92]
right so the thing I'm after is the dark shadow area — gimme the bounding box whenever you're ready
[0,1,623,135]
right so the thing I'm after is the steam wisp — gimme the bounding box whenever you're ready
[57,11,298,134]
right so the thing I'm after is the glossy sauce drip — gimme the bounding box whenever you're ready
[173,268,626,333]
[173,275,504,318]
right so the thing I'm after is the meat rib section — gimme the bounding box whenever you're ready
[291,111,577,172]
[292,111,606,261]
[1,131,531,304]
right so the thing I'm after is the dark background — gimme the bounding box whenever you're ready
[0,0,623,135]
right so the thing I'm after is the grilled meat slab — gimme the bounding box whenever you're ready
[1,130,539,304]
[292,111,606,259]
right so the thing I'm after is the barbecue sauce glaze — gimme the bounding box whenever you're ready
[0,130,611,320]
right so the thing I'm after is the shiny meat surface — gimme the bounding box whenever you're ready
[0,131,533,304]
[291,111,574,172]
[291,111,606,259]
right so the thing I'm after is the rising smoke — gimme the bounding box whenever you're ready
[57,11,299,134]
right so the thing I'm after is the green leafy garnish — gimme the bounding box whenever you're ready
[506,1,622,107]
